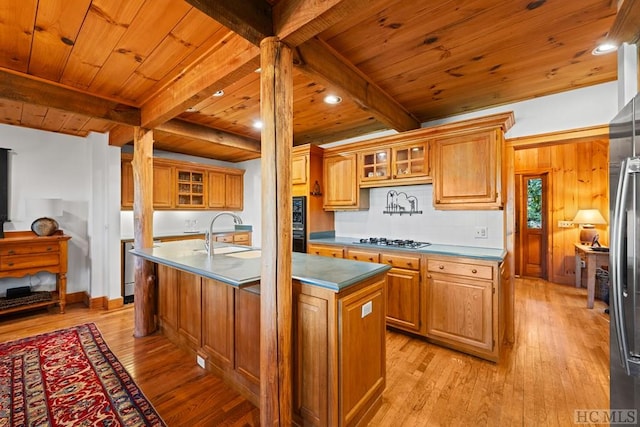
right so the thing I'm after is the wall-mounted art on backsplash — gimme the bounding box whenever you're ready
[383,190,422,216]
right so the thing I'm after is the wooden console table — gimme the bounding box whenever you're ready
[0,230,71,314]
[574,243,609,309]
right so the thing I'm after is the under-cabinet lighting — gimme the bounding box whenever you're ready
[253,120,263,129]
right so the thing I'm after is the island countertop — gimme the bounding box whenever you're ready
[130,239,390,292]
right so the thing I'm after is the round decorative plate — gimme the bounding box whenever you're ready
[31,217,59,236]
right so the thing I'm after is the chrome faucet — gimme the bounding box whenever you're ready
[205,212,243,255]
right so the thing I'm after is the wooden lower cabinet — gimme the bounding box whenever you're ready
[319,243,505,362]
[235,286,260,387]
[157,264,387,426]
[425,255,501,361]
[347,248,422,334]
[201,277,234,368]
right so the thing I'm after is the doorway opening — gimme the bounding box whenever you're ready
[515,173,548,279]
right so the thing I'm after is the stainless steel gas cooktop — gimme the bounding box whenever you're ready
[352,237,431,249]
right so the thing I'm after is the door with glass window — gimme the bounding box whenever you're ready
[516,173,548,278]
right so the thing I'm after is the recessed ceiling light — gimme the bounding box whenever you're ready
[592,42,617,55]
[255,67,261,73]
[186,107,198,113]
[212,90,224,97]
[324,94,342,105]
[253,120,263,129]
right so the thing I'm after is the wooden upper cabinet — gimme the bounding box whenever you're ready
[432,129,502,209]
[153,164,174,208]
[208,171,244,210]
[121,154,244,211]
[358,142,429,186]
[392,142,429,180]
[208,171,226,208]
[121,159,134,209]
[225,174,243,211]
[176,169,206,208]
[359,148,391,183]
[323,153,369,210]
[292,154,308,185]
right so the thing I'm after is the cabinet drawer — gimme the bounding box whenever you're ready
[308,245,344,258]
[0,243,59,256]
[381,253,420,270]
[427,259,493,280]
[215,234,234,243]
[346,249,380,263]
[233,233,250,244]
[1,253,59,271]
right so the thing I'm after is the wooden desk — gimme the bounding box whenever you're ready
[574,244,609,309]
[0,230,71,314]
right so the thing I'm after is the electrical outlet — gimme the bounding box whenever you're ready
[558,221,574,228]
[196,355,205,369]
[474,226,488,239]
[361,301,372,318]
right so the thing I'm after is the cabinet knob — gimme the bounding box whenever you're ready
[387,260,393,264]
[7,263,13,267]
[8,250,14,255]
[407,262,413,266]
[471,269,478,274]
[47,247,53,251]
[438,265,444,270]
[368,257,374,262]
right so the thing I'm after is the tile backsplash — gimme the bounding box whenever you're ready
[334,185,504,248]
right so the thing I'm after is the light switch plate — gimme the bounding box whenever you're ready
[558,221,574,228]
[474,226,488,239]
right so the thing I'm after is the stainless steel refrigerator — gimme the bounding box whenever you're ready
[610,92,640,424]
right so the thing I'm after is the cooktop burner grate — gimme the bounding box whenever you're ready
[353,237,431,249]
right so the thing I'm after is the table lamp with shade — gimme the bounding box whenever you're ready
[572,209,607,245]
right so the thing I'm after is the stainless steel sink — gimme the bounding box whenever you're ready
[225,249,261,259]
[193,246,250,255]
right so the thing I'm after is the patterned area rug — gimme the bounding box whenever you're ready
[0,323,166,426]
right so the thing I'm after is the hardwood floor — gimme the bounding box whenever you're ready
[0,277,609,426]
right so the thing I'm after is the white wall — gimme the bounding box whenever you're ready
[0,125,120,300]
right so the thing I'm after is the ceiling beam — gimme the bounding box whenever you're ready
[274,0,387,47]
[0,69,140,126]
[184,0,273,46]
[179,0,418,134]
[295,37,420,132]
[140,34,260,129]
[109,124,135,147]
[607,0,640,43]
[156,119,261,153]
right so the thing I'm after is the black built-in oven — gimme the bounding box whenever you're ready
[292,196,306,253]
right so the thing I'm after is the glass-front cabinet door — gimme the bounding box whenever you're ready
[177,170,205,207]
[392,142,429,179]
[360,149,390,182]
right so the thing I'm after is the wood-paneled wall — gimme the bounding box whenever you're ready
[513,135,608,285]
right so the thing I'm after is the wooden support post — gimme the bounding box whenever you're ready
[132,127,156,338]
[259,37,293,426]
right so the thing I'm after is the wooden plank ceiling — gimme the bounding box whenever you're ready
[0,0,629,162]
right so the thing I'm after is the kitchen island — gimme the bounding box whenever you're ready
[131,239,390,426]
